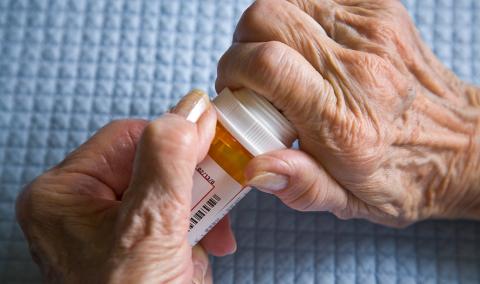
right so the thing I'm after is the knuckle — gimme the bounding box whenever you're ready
[108,118,147,138]
[142,117,197,155]
[251,41,289,74]
[141,120,164,142]
[16,175,49,224]
[15,188,31,222]
[252,0,281,15]
[235,0,285,42]
[103,119,124,129]
[347,51,388,74]
[371,22,401,44]
[217,45,235,78]
[101,119,139,136]
[239,0,276,28]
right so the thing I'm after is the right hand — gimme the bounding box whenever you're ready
[216,0,480,227]
[16,91,233,283]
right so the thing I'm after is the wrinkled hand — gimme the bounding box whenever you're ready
[217,0,480,226]
[16,91,236,283]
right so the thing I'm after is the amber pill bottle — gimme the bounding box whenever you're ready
[188,88,296,245]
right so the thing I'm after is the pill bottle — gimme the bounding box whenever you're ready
[188,88,296,245]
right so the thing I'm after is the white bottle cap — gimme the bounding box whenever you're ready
[213,88,297,156]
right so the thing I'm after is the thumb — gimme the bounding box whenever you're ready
[245,149,349,213]
[106,91,216,282]
[116,90,216,249]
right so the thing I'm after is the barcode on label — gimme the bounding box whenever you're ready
[189,194,221,230]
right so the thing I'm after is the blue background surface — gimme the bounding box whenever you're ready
[1,0,479,283]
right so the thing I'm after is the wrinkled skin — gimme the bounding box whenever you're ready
[217,0,480,226]
[16,93,236,283]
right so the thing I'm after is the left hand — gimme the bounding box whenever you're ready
[216,0,480,226]
[16,91,236,283]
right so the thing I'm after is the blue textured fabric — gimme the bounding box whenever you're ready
[1,0,479,283]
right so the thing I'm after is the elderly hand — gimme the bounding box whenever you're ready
[217,0,480,226]
[16,91,236,283]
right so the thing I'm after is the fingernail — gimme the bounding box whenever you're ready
[246,172,289,192]
[192,262,206,284]
[171,89,210,123]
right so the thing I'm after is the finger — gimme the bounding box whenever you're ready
[244,148,349,212]
[234,0,343,70]
[285,0,380,46]
[216,42,338,126]
[200,216,236,257]
[124,90,214,203]
[55,119,148,197]
[236,0,396,71]
[192,245,211,284]
[118,90,216,241]
[189,94,217,164]
[204,260,213,284]
[285,0,340,39]
[245,148,403,222]
[286,0,418,69]
[172,89,218,164]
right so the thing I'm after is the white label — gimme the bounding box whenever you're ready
[188,155,251,245]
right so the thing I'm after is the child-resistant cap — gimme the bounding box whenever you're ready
[213,88,297,156]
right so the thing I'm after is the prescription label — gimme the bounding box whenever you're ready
[188,155,251,245]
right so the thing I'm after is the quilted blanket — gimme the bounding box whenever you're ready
[0,0,479,283]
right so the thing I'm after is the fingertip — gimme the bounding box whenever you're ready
[200,216,237,257]
[171,89,210,123]
[244,152,291,181]
[140,89,216,166]
[195,100,217,163]
[245,149,349,212]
